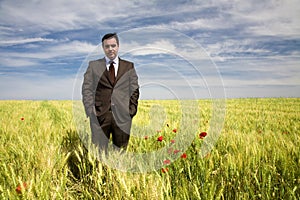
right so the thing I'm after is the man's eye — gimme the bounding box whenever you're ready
[105,44,117,48]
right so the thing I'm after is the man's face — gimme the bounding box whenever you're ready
[102,37,119,60]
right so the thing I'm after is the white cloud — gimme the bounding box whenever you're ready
[168,16,232,31]
[166,0,300,38]
[221,0,300,37]
[205,38,272,61]
[0,40,97,67]
[0,37,55,46]
[120,40,177,56]
[1,57,38,67]
[47,40,97,56]
[0,0,299,99]
[0,0,141,33]
[119,32,212,63]
[1,0,299,38]
[0,74,75,99]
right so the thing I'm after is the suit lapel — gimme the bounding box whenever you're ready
[96,58,114,86]
[97,57,128,86]
[94,58,106,77]
[115,58,128,83]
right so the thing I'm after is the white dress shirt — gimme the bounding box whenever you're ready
[105,56,119,77]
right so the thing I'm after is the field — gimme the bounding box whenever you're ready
[0,98,299,199]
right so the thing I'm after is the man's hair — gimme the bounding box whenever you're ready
[101,33,119,45]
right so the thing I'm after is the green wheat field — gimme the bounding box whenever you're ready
[0,98,299,199]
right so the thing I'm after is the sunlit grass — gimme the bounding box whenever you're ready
[0,98,299,199]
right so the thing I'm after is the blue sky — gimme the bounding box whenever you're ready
[0,0,299,100]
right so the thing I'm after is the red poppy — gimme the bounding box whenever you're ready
[144,136,149,140]
[162,168,169,173]
[181,153,187,159]
[16,182,27,194]
[170,139,175,144]
[167,147,173,154]
[172,128,177,133]
[199,132,207,139]
[173,149,180,154]
[157,136,163,141]
[163,159,171,165]
[20,117,24,121]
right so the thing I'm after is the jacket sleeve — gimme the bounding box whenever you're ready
[129,64,139,118]
[82,62,96,117]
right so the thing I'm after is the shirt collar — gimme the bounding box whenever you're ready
[105,56,119,65]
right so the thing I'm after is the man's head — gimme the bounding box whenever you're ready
[102,33,119,60]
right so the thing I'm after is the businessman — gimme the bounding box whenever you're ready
[82,33,139,154]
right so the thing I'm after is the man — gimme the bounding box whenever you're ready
[82,33,139,154]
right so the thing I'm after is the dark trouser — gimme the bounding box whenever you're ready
[90,110,130,154]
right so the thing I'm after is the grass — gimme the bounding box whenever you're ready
[0,98,299,199]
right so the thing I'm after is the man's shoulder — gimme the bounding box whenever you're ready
[89,58,105,64]
[119,58,133,65]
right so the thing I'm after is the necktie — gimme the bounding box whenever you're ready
[109,61,115,83]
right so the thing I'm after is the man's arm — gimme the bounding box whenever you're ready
[82,62,96,117]
[129,65,139,118]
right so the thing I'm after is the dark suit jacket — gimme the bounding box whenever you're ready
[82,57,139,132]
